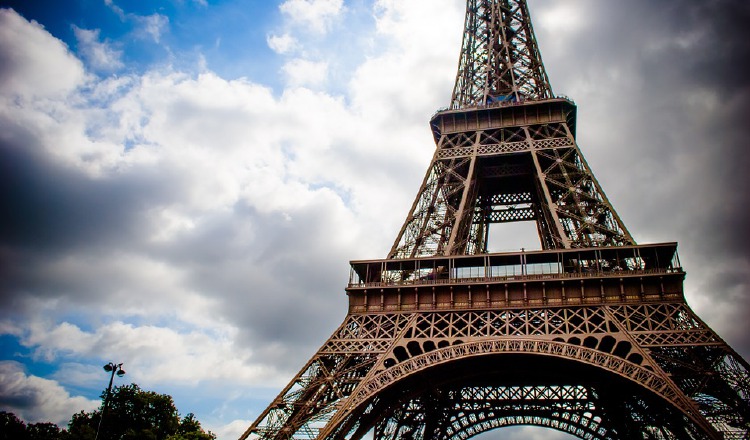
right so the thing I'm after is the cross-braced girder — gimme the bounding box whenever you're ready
[243,291,750,439]
[388,106,635,258]
[451,0,552,108]
[361,382,716,440]
[369,385,610,440]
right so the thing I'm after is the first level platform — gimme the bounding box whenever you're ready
[347,243,684,312]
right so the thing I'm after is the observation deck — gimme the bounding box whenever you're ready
[347,243,684,313]
[429,97,578,143]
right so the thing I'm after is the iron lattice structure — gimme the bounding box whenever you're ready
[241,0,750,439]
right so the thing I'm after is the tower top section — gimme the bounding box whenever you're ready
[450,0,553,109]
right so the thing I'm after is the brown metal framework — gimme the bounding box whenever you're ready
[240,0,750,438]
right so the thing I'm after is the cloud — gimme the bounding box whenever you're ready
[0,2,459,396]
[104,0,126,20]
[0,9,86,99]
[534,0,589,46]
[282,58,328,87]
[17,320,277,387]
[279,0,344,35]
[104,0,169,43]
[0,6,471,410]
[350,0,463,124]
[266,33,297,55]
[0,361,99,425]
[530,0,750,357]
[213,419,253,440]
[135,13,169,43]
[72,26,124,72]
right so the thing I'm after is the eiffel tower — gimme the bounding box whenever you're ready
[241,1,750,439]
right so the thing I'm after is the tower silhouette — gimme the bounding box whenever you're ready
[241,1,750,438]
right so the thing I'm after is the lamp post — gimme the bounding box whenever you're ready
[94,362,125,440]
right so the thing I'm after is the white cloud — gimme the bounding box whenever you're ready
[279,0,344,34]
[355,0,463,102]
[213,419,253,440]
[135,13,169,43]
[0,9,86,99]
[0,5,434,405]
[534,1,589,36]
[103,0,169,43]
[281,58,328,87]
[0,0,446,388]
[0,361,99,425]
[104,0,126,20]
[0,2,463,362]
[19,320,277,387]
[72,26,124,72]
[266,33,297,54]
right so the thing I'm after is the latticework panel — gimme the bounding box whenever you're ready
[366,385,715,440]
[531,140,632,248]
[606,303,750,437]
[243,314,415,440]
[404,308,611,340]
[374,386,609,440]
[247,353,378,440]
[451,0,552,108]
[388,154,472,258]
[388,118,633,258]
[244,300,748,439]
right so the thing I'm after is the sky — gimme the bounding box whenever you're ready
[0,0,749,439]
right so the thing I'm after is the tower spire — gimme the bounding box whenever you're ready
[388,0,633,259]
[451,0,552,109]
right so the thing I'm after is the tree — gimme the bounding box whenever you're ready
[166,413,216,440]
[103,383,179,439]
[65,411,95,440]
[1,411,28,440]
[0,413,62,440]
[26,422,61,440]
[0,385,214,440]
[66,383,214,440]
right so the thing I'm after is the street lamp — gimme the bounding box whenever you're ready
[95,362,125,440]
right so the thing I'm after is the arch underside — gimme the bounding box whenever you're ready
[334,353,711,440]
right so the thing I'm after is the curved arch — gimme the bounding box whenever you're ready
[322,339,712,439]
[350,339,684,410]
[451,410,606,440]
[358,384,612,440]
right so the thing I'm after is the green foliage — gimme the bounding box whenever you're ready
[2,384,214,440]
[94,383,180,440]
[166,413,216,440]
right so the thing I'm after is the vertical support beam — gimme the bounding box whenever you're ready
[445,139,480,255]
[527,127,570,248]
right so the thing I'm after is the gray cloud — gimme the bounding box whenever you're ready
[0,361,97,425]
[533,0,750,358]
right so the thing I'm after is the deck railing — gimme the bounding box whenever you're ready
[348,243,682,290]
